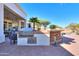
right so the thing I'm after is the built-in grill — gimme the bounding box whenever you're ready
[18,31,34,37]
[18,31,37,44]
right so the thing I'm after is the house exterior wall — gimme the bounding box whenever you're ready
[4,18,13,30]
[0,4,5,43]
[26,22,33,28]
[0,3,26,43]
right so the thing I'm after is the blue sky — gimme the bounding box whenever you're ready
[19,3,79,28]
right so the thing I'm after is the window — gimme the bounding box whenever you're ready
[8,23,12,29]
[4,22,7,31]
[21,22,25,28]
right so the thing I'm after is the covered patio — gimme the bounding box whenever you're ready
[0,3,26,43]
[4,5,26,32]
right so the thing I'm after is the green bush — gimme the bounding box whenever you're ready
[49,25,57,29]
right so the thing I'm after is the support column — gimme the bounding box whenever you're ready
[50,30,62,44]
[0,4,5,43]
[18,20,21,30]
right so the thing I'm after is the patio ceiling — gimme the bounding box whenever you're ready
[4,5,25,20]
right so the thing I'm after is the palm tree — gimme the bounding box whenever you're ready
[29,17,39,30]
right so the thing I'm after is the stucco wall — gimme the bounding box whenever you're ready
[17,34,50,46]
[0,4,5,43]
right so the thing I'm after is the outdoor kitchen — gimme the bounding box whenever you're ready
[17,23,50,46]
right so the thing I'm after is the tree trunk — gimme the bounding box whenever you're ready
[33,22,35,30]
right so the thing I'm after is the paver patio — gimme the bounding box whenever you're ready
[60,33,79,56]
[0,37,73,56]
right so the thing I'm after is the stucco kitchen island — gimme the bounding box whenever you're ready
[17,31,50,46]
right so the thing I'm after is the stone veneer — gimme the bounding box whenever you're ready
[50,30,62,44]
